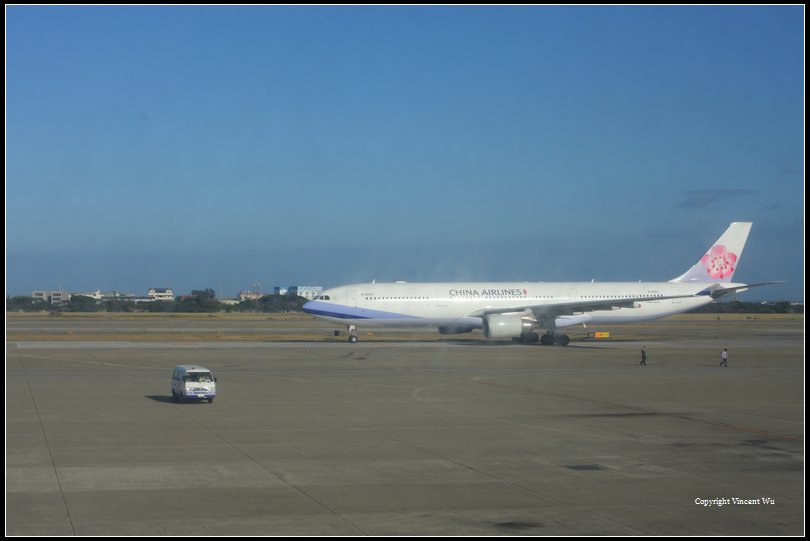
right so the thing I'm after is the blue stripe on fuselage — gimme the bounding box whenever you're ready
[302,300,420,320]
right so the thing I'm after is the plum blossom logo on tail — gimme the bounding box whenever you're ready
[701,245,737,279]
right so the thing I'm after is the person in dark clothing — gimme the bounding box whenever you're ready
[640,346,647,366]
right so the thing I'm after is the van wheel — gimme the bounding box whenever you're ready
[208,398,214,404]
[172,391,179,402]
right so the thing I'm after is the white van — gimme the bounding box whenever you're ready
[171,365,217,403]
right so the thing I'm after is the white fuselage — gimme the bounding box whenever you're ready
[302,223,763,339]
[303,281,722,330]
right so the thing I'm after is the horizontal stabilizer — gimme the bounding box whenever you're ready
[698,281,786,300]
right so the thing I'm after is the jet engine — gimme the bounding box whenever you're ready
[482,314,533,339]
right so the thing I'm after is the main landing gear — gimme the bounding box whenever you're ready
[520,331,570,346]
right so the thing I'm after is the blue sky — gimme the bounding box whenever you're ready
[6,6,805,300]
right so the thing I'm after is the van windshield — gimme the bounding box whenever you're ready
[183,373,213,383]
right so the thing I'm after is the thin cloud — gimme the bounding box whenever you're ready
[679,189,756,209]
[775,165,801,177]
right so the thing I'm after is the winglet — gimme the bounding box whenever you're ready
[670,222,753,283]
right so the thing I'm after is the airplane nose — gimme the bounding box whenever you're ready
[302,300,314,314]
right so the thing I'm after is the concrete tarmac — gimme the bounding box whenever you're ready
[5,315,804,535]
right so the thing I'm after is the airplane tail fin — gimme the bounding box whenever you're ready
[670,222,753,283]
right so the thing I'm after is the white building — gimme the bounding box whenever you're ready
[147,288,174,301]
[101,291,136,300]
[32,290,71,304]
[239,291,266,301]
[73,290,103,300]
[276,286,323,300]
[296,286,323,300]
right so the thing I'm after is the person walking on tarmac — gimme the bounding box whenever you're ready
[640,346,647,366]
[720,348,728,367]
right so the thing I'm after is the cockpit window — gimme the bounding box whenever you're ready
[316,295,331,300]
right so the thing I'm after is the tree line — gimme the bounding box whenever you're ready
[689,300,802,314]
[6,289,309,313]
[5,294,802,314]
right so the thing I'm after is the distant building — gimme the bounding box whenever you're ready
[32,290,71,304]
[49,290,70,304]
[147,288,174,301]
[239,291,266,301]
[296,286,323,300]
[275,286,323,300]
[101,291,136,300]
[73,290,103,300]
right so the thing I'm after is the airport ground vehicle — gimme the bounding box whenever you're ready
[171,365,217,403]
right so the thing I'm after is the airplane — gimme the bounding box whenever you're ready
[302,222,779,345]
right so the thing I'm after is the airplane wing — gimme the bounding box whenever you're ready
[528,298,639,319]
[466,295,673,319]
[466,281,783,319]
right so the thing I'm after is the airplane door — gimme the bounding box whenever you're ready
[346,289,357,307]
[436,289,448,307]
[567,288,583,314]
[669,285,682,304]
